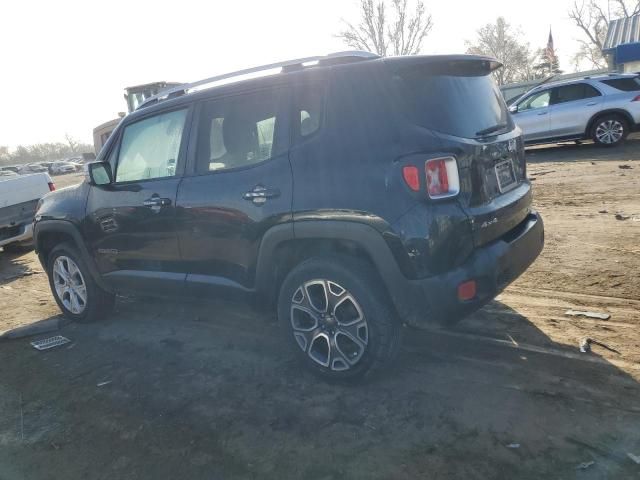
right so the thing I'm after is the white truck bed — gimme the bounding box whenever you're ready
[0,173,54,249]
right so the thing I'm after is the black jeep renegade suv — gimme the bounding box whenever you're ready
[34,52,543,380]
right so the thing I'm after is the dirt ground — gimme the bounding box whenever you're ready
[1,142,640,479]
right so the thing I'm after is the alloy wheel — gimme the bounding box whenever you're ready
[52,256,87,314]
[595,120,624,144]
[290,279,369,372]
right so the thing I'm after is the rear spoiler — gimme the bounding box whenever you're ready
[384,54,503,76]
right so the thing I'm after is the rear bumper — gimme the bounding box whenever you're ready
[0,222,34,248]
[396,211,544,326]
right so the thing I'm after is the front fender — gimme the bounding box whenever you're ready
[34,219,111,292]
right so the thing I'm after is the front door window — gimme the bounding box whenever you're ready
[116,109,187,183]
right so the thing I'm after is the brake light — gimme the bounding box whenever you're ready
[425,157,459,198]
[632,95,640,102]
[48,182,56,191]
[402,166,420,191]
[457,280,477,301]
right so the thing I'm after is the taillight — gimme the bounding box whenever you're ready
[402,166,420,191]
[425,157,459,199]
[632,95,640,102]
[48,182,56,191]
[457,280,477,301]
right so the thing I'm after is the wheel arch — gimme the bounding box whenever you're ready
[254,220,415,321]
[585,109,634,137]
[34,220,111,292]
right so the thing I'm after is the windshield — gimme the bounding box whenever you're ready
[392,62,512,138]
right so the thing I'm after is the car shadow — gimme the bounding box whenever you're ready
[0,249,39,286]
[1,294,639,479]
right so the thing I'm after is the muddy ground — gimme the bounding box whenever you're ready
[1,141,639,479]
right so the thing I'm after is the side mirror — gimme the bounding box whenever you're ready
[509,104,518,114]
[87,161,113,186]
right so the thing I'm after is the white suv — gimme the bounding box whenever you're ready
[510,74,640,146]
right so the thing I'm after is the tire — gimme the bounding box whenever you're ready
[47,243,115,322]
[2,241,34,253]
[592,114,628,147]
[277,255,402,381]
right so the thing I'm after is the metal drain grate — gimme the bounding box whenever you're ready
[30,335,71,351]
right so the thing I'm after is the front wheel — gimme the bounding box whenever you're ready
[278,256,401,381]
[592,115,628,146]
[47,243,115,322]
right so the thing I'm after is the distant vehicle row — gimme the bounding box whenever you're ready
[0,159,84,177]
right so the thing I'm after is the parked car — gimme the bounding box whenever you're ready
[510,73,640,146]
[0,170,18,177]
[49,161,78,175]
[1,173,55,252]
[34,52,544,380]
[19,163,48,174]
[68,161,86,172]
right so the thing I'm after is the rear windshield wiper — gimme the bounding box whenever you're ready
[475,123,509,137]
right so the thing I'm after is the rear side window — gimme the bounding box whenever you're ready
[293,84,324,140]
[115,109,187,183]
[551,83,601,105]
[601,77,640,91]
[392,62,511,139]
[196,89,284,173]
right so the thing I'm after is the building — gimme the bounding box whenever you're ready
[603,14,640,72]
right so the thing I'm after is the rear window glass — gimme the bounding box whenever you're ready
[600,77,640,92]
[392,62,511,138]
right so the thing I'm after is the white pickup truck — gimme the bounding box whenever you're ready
[0,173,55,252]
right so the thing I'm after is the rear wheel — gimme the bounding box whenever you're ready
[278,256,401,381]
[592,114,628,146]
[47,243,115,322]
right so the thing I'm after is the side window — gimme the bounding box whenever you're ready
[518,91,550,112]
[294,84,324,140]
[601,77,640,91]
[552,83,601,105]
[115,109,187,183]
[196,89,283,173]
[583,84,602,99]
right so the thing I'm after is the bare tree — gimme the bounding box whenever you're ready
[337,0,433,56]
[64,133,79,153]
[465,17,535,86]
[569,0,640,68]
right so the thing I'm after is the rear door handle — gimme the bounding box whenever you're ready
[143,196,172,208]
[586,102,597,106]
[243,185,280,205]
[537,111,548,116]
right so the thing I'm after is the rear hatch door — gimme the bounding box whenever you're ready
[387,56,532,246]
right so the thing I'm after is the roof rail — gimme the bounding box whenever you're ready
[137,51,379,110]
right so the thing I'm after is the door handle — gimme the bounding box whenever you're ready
[586,102,597,106]
[243,185,280,205]
[143,196,171,208]
[537,111,548,116]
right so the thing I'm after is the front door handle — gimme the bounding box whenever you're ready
[243,185,280,205]
[537,111,548,116]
